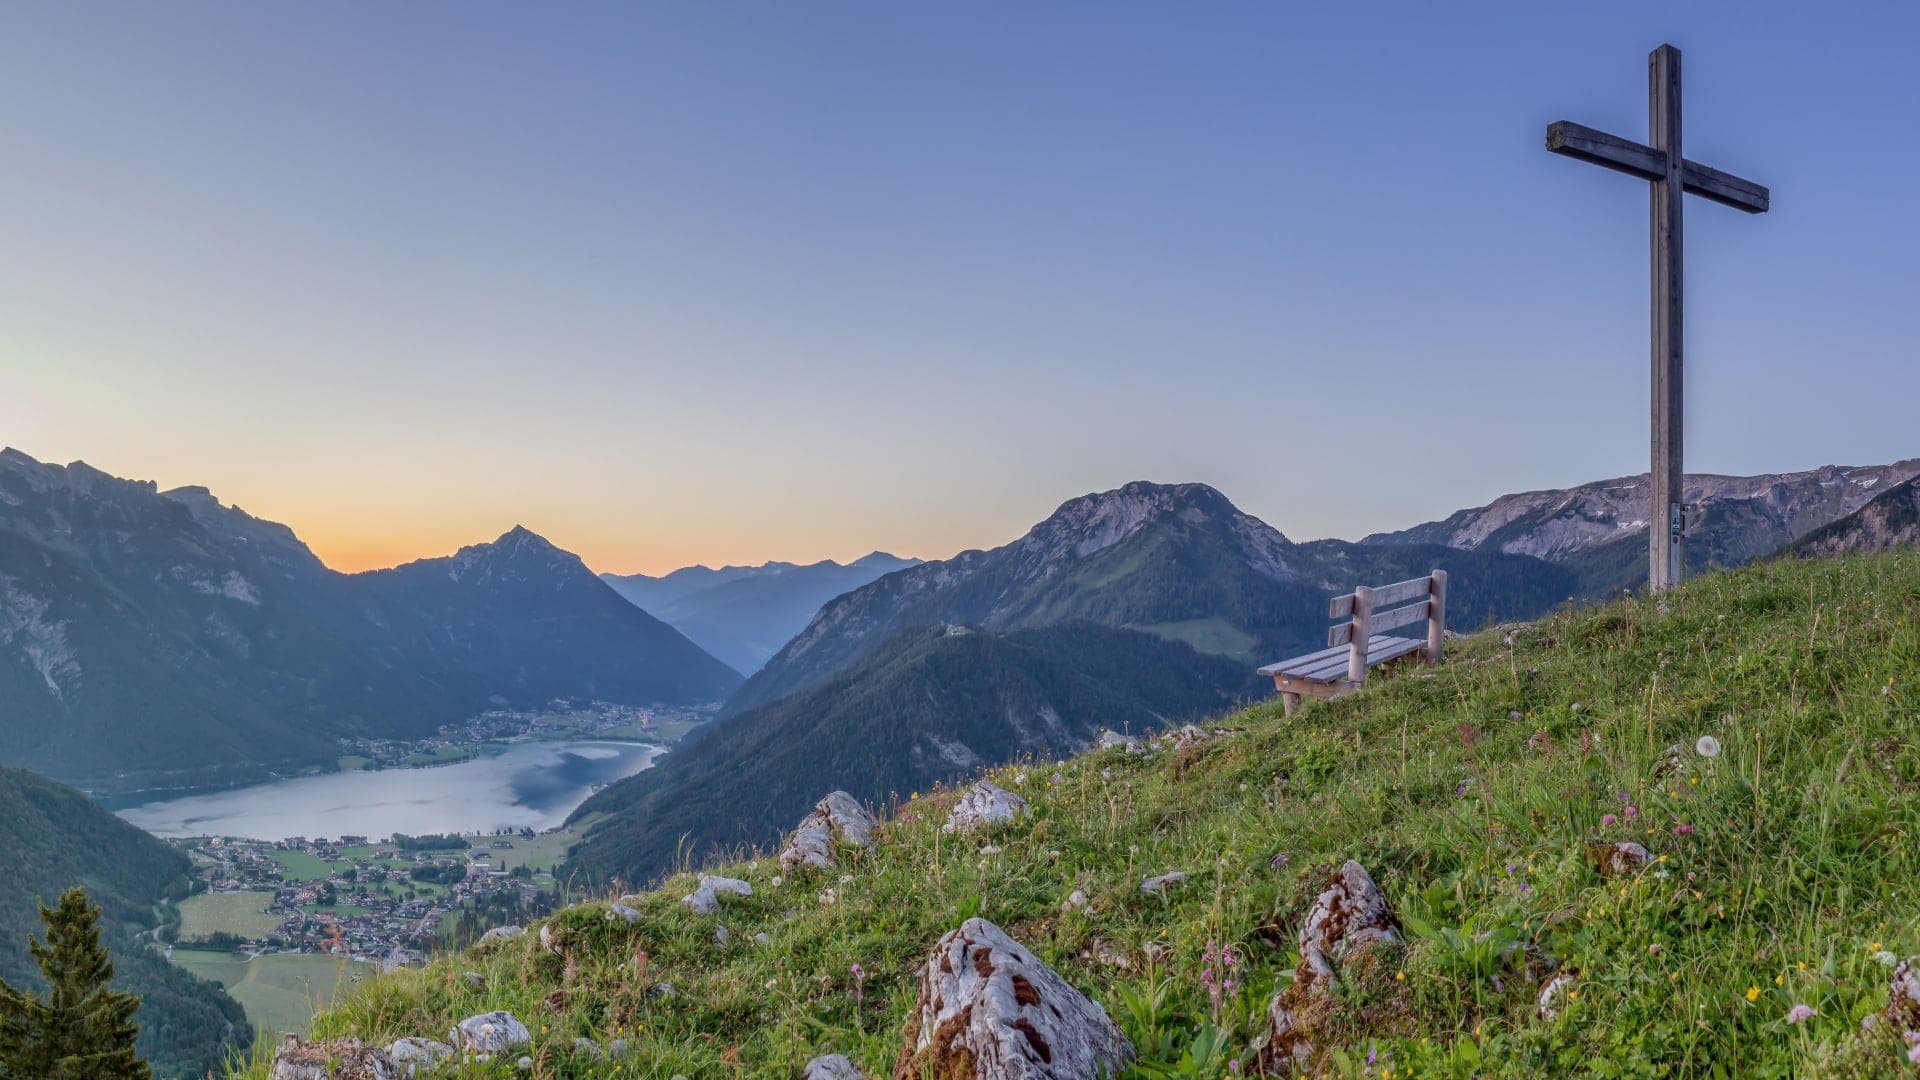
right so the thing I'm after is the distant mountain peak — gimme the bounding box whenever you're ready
[1021,480,1291,570]
[445,525,587,585]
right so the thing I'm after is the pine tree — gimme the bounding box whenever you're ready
[0,886,149,1079]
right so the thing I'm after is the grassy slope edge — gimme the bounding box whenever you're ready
[243,551,1920,1078]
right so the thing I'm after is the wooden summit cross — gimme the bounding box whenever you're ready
[1546,43,1769,594]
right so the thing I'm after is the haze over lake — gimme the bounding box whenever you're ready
[116,740,662,840]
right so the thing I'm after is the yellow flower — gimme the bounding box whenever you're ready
[1689,776,1698,785]
[1872,941,1885,952]
[1745,986,1760,1002]
[1773,974,1784,986]
[1395,970,1406,981]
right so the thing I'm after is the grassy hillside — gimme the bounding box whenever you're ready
[0,767,251,1078]
[566,621,1260,889]
[242,552,1920,1077]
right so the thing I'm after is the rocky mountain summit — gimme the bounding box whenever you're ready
[1790,475,1920,557]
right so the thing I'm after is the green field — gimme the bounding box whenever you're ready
[176,892,284,941]
[171,951,369,1036]
[267,850,333,880]
[471,827,576,875]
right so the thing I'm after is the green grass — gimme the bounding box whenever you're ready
[233,552,1920,1077]
[176,892,284,941]
[473,828,577,875]
[268,850,334,881]
[1131,616,1260,659]
[335,755,373,771]
[173,951,370,1037]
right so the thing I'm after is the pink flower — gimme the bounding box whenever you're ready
[1624,805,1639,818]
[1785,1004,1815,1024]
[1673,824,1695,836]
[1602,813,1618,827]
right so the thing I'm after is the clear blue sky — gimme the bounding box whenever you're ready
[2,2,1914,572]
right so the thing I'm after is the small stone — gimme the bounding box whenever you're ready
[538,923,557,952]
[1064,889,1088,910]
[1170,724,1210,749]
[802,1053,867,1079]
[648,981,676,1000]
[607,1039,630,1059]
[943,780,1029,835]
[1590,841,1652,877]
[572,1037,605,1059]
[387,1036,452,1072]
[450,1011,531,1055]
[476,925,523,948]
[1140,871,1187,895]
[714,925,731,947]
[608,903,643,923]
[754,932,770,944]
[272,1034,396,1080]
[461,971,485,989]
[682,874,752,914]
[1887,958,1920,1028]
[1268,851,1291,870]
[780,791,881,871]
[1095,730,1146,754]
[1538,972,1576,1020]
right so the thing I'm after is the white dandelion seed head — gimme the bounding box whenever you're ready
[1876,950,1899,968]
[1696,736,1722,759]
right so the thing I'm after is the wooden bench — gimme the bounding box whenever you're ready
[1258,570,1447,715]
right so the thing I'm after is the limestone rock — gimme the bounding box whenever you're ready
[461,971,485,989]
[1298,860,1399,968]
[681,874,753,914]
[1589,841,1651,878]
[1888,958,1920,1028]
[450,1011,531,1055]
[803,1053,867,1079]
[272,1035,396,1080]
[781,791,880,871]
[1169,724,1210,749]
[943,781,1029,835]
[475,925,523,950]
[1537,971,1576,1020]
[1140,871,1187,895]
[1256,862,1401,1075]
[1095,730,1146,754]
[894,917,1132,1079]
[608,903,643,923]
[387,1037,452,1072]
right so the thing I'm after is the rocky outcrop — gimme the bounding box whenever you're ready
[1256,861,1402,1075]
[450,1011,531,1056]
[893,917,1133,1079]
[475,925,523,951]
[681,874,753,915]
[944,781,1029,835]
[781,791,880,871]
[1887,958,1920,1028]
[804,1053,868,1079]
[1094,730,1147,754]
[1139,871,1187,895]
[271,1035,396,1080]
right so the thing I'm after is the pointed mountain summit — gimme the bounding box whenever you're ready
[722,481,1312,715]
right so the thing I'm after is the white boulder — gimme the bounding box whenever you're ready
[780,791,880,871]
[897,917,1133,1078]
[943,781,1029,835]
[450,1011,531,1055]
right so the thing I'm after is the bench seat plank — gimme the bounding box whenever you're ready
[1259,634,1423,683]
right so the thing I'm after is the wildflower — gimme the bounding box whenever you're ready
[1625,805,1639,819]
[1672,824,1695,836]
[1774,974,1785,986]
[1872,941,1885,952]
[1696,736,1722,759]
[1910,1043,1920,1066]
[1786,1004,1815,1024]
[1745,986,1761,1002]
[1602,813,1618,827]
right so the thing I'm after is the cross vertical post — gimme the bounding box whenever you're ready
[1545,43,1768,595]
[1649,44,1684,593]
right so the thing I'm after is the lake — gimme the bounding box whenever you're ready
[116,740,661,840]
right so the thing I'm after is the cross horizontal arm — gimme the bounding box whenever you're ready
[1546,121,1769,213]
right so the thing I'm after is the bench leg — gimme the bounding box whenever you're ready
[1282,691,1301,716]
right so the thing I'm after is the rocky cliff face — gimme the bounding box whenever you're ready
[1790,476,1920,557]
[1367,461,1920,562]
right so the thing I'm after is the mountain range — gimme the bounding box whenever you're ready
[570,460,1920,886]
[601,552,919,674]
[1789,474,1920,556]
[0,448,739,793]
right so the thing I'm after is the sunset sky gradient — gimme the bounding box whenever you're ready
[3,2,1916,574]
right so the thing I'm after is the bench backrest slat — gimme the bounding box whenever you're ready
[1329,598,1429,645]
